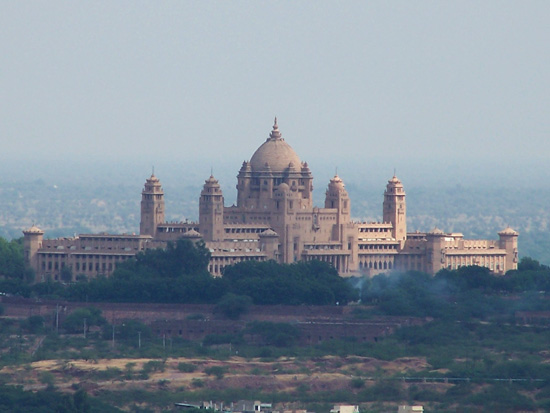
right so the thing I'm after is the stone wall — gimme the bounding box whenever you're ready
[0,296,424,344]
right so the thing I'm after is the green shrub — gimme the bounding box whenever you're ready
[214,293,252,320]
[259,348,273,358]
[38,371,55,388]
[204,366,226,379]
[350,377,364,389]
[22,315,45,334]
[93,367,122,381]
[157,379,170,388]
[191,378,204,387]
[177,362,197,373]
[142,360,165,373]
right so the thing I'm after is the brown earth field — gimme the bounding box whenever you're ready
[3,355,431,391]
[1,355,440,410]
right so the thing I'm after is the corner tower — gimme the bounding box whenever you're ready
[499,227,519,272]
[140,173,165,236]
[199,175,224,242]
[23,225,44,278]
[383,175,406,246]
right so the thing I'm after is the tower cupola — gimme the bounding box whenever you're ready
[325,175,348,209]
[23,225,44,281]
[499,227,519,272]
[383,175,407,245]
[199,175,224,242]
[140,173,165,236]
[324,175,351,241]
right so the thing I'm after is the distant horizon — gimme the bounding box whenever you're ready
[2,155,548,190]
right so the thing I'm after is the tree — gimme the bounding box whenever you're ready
[64,239,219,303]
[0,278,31,297]
[22,315,45,334]
[214,293,252,320]
[63,307,106,334]
[128,238,211,278]
[518,257,548,271]
[221,259,359,305]
[0,237,25,279]
[60,266,73,283]
[102,319,152,343]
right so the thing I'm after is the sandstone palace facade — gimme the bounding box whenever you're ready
[24,119,518,282]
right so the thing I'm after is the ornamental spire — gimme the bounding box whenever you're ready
[269,116,282,140]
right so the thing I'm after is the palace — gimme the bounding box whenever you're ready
[23,119,518,281]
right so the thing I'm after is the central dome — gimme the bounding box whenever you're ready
[249,118,302,173]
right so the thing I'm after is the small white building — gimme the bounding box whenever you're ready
[330,405,359,413]
[398,406,423,413]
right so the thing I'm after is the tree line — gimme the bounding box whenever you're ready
[65,239,358,305]
[0,238,357,306]
[359,258,550,320]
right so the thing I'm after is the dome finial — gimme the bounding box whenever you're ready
[269,117,282,140]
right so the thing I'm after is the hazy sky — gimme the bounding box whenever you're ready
[1,2,549,182]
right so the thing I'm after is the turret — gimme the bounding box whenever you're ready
[300,162,313,205]
[259,229,280,261]
[182,229,203,245]
[499,227,519,272]
[271,182,300,263]
[324,175,350,241]
[425,227,446,275]
[23,225,44,279]
[236,161,252,207]
[199,175,224,242]
[140,173,165,236]
[383,175,406,246]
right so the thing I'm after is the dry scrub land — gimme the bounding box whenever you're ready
[2,355,430,394]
